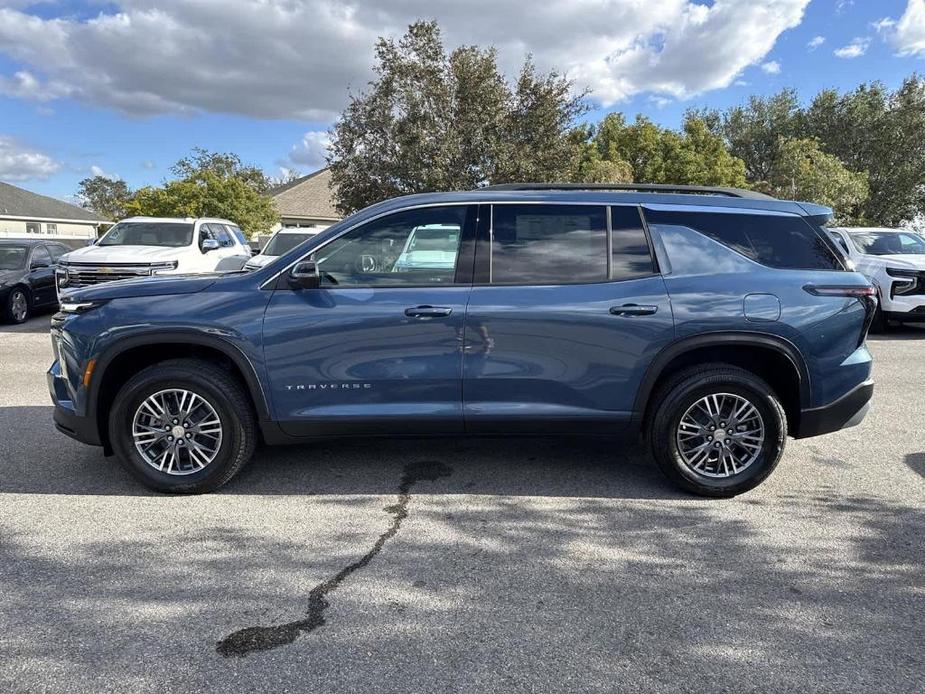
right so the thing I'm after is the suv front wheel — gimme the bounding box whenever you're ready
[109,358,257,493]
[648,365,787,497]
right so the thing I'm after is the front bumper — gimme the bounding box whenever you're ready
[793,379,874,439]
[48,360,101,446]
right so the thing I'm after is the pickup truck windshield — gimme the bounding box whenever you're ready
[264,232,315,256]
[851,231,925,255]
[99,222,194,248]
[0,246,27,270]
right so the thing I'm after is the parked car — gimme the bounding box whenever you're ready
[48,184,875,497]
[1,239,70,323]
[243,227,320,272]
[56,216,252,293]
[828,227,925,330]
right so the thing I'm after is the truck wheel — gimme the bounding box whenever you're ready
[109,358,257,493]
[647,365,786,498]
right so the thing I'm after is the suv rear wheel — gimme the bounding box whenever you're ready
[109,358,256,493]
[648,365,786,497]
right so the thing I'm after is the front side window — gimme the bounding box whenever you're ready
[227,225,247,245]
[47,244,69,260]
[850,231,925,255]
[312,205,472,286]
[205,224,233,248]
[99,222,194,248]
[643,209,843,271]
[490,205,607,284]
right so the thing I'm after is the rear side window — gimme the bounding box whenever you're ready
[610,206,655,280]
[644,209,843,271]
[490,205,607,284]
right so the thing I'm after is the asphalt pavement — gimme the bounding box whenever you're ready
[1,312,923,693]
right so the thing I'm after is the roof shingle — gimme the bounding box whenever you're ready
[271,168,340,221]
[0,181,108,222]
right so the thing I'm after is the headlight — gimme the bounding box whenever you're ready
[59,300,106,314]
[885,267,918,278]
[150,260,179,274]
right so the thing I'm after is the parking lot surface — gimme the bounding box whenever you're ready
[1,313,923,693]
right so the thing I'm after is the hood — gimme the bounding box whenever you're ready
[866,254,925,270]
[61,244,188,264]
[63,273,220,301]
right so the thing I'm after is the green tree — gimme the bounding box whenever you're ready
[171,148,273,194]
[328,21,587,213]
[572,113,746,187]
[758,137,868,224]
[76,175,132,220]
[805,77,925,226]
[126,170,278,234]
[693,89,804,182]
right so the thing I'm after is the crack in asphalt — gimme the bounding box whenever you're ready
[215,460,453,658]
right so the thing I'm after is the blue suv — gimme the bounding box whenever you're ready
[48,184,875,496]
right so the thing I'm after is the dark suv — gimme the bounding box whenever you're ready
[48,184,875,496]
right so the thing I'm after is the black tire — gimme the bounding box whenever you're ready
[647,364,787,498]
[108,358,257,493]
[3,286,30,324]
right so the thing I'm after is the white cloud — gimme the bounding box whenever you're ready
[808,35,826,49]
[0,135,60,182]
[834,37,870,58]
[287,130,331,170]
[90,165,120,180]
[885,0,925,57]
[761,60,782,74]
[0,0,811,119]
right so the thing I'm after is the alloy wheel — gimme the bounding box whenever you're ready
[676,392,765,478]
[132,388,223,475]
[10,291,28,322]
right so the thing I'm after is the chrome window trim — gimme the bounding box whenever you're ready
[260,198,788,289]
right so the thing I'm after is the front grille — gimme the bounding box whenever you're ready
[57,264,153,290]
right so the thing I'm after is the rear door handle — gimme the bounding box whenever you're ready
[405,305,453,318]
[610,304,658,317]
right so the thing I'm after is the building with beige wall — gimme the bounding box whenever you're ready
[0,181,108,247]
[269,168,341,234]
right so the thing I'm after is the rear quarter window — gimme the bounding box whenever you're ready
[643,209,844,271]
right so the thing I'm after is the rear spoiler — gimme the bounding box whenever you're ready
[798,202,834,227]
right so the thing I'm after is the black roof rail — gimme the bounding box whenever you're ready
[481,182,776,200]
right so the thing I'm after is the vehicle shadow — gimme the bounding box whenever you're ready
[866,322,925,341]
[0,405,682,500]
[0,310,54,334]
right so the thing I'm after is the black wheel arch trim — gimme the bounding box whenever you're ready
[88,331,271,429]
[633,331,811,425]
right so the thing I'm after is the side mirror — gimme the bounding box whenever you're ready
[250,247,260,257]
[201,238,220,253]
[31,259,50,270]
[288,261,320,289]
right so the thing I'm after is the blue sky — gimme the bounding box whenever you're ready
[0,0,923,203]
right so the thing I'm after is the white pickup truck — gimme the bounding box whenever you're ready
[57,216,252,293]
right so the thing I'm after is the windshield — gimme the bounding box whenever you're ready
[99,222,194,248]
[850,231,925,255]
[263,231,315,256]
[0,246,27,270]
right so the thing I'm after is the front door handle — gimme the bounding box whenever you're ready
[610,304,658,317]
[405,305,453,318]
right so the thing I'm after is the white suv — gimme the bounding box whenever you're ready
[829,226,925,330]
[57,216,253,292]
[243,227,320,271]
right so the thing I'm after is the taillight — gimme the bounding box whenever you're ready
[803,284,876,298]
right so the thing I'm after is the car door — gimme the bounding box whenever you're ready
[462,203,675,434]
[262,204,478,436]
[27,245,56,307]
